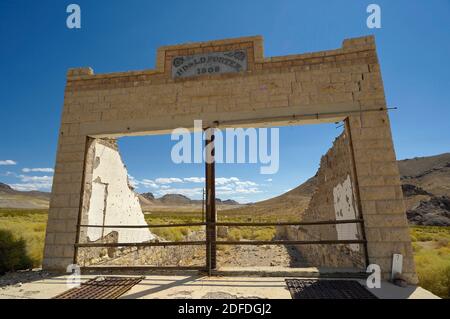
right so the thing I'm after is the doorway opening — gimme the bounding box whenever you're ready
[74,119,368,275]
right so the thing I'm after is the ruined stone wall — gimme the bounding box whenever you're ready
[74,138,155,264]
[80,138,154,244]
[278,130,365,268]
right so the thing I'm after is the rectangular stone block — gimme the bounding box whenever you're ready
[365,214,408,228]
[379,227,411,242]
[359,186,399,201]
[375,200,406,215]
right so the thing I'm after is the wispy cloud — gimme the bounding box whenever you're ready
[183,177,205,183]
[22,168,54,173]
[5,170,55,192]
[216,177,239,185]
[129,175,264,199]
[235,181,258,187]
[0,160,17,166]
[18,175,53,182]
[155,177,183,184]
[141,179,159,188]
[10,183,52,192]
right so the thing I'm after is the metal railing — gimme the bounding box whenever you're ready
[75,218,368,272]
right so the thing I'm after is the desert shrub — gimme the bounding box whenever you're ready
[436,238,449,248]
[227,229,242,241]
[151,228,184,242]
[413,229,450,299]
[437,246,450,257]
[412,242,422,253]
[0,230,33,274]
[251,228,276,241]
[0,209,47,267]
[415,260,450,298]
[411,226,450,242]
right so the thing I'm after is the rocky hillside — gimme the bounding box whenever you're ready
[399,153,450,226]
[226,153,450,226]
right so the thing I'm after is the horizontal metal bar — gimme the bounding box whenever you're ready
[215,240,366,246]
[78,222,207,229]
[214,219,364,227]
[75,241,206,248]
[77,219,363,229]
[80,266,206,271]
[75,239,365,248]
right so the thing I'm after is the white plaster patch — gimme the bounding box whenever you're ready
[87,181,107,241]
[86,142,155,243]
[333,175,359,251]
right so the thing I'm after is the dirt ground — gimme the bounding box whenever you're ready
[217,244,307,267]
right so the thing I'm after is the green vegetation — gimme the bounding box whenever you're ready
[143,209,297,242]
[0,209,47,272]
[410,226,450,298]
[0,208,449,299]
[144,211,203,242]
[0,230,33,274]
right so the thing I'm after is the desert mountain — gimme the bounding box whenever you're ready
[0,182,50,209]
[224,176,317,217]
[398,153,450,225]
[225,153,450,225]
[138,192,241,211]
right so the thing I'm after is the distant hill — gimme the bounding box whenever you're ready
[0,181,242,211]
[1,152,449,225]
[138,191,242,211]
[223,176,316,217]
[0,182,50,209]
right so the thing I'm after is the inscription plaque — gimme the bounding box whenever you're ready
[172,50,248,79]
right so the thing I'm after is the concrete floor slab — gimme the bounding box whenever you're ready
[0,272,439,299]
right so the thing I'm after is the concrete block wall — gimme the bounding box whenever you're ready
[43,35,417,283]
[348,111,418,283]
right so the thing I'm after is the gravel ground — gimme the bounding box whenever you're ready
[0,269,54,288]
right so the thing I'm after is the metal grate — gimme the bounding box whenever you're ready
[54,276,144,299]
[285,279,378,299]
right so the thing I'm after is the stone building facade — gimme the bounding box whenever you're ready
[43,35,417,283]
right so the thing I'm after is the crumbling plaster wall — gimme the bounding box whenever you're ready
[278,130,365,268]
[80,138,154,244]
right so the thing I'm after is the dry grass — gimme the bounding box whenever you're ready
[410,226,450,298]
[0,209,48,269]
[143,209,299,242]
[0,208,449,298]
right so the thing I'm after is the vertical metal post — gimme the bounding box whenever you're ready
[205,127,217,274]
[73,137,92,266]
[345,118,370,268]
[202,188,205,223]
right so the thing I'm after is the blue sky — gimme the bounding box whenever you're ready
[0,0,449,202]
